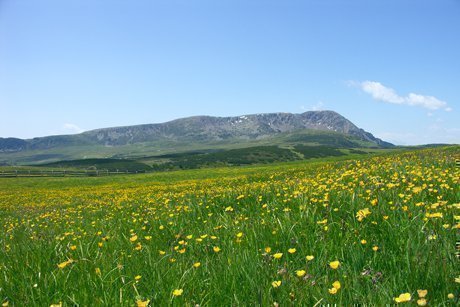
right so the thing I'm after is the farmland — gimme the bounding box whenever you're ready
[0,147,459,306]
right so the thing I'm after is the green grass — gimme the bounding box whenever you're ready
[39,158,153,172]
[0,146,459,306]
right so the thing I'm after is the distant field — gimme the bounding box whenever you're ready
[1,144,397,176]
[0,146,459,305]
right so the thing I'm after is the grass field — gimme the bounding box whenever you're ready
[0,147,459,306]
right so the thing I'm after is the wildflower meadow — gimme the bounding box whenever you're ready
[0,147,459,306]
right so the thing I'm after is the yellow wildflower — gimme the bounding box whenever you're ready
[328,287,337,294]
[329,260,340,269]
[296,270,306,277]
[317,219,328,225]
[425,212,442,218]
[306,255,314,261]
[136,299,150,307]
[272,280,281,288]
[288,248,296,254]
[417,298,427,306]
[394,293,411,303]
[356,208,371,222]
[332,280,341,290]
[417,289,427,298]
[57,259,73,269]
[172,289,183,296]
[273,253,283,259]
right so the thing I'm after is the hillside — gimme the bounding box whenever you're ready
[0,111,393,165]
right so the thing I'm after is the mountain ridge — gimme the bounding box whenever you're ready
[0,111,393,164]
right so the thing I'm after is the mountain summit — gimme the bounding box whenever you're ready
[0,111,393,164]
[81,110,390,146]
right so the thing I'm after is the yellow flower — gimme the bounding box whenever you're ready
[136,299,150,307]
[425,212,443,218]
[372,246,379,252]
[306,255,314,261]
[296,270,306,277]
[332,280,341,290]
[2,301,8,307]
[172,289,183,296]
[417,289,427,298]
[328,287,338,294]
[159,250,166,255]
[273,253,283,259]
[447,293,455,299]
[57,259,73,269]
[49,303,62,307]
[95,267,101,276]
[193,262,201,268]
[236,232,243,238]
[272,280,282,288]
[213,246,221,253]
[455,276,460,283]
[417,298,427,306]
[70,245,77,251]
[135,275,142,281]
[144,236,152,241]
[329,260,340,269]
[356,208,371,221]
[265,247,272,253]
[394,293,411,303]
[288,248,296,254]
[130,235,138,242]
[361,239,367,245]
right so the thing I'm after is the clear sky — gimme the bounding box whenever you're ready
[1,0,459,145]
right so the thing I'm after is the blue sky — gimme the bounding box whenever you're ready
[0,0,459,145]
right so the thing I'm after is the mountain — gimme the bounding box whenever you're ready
[0,111,393,165]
